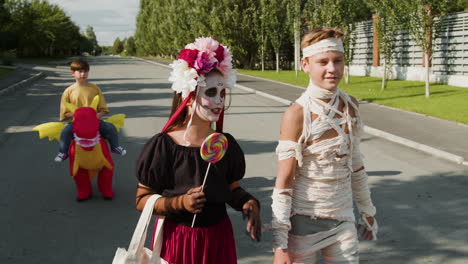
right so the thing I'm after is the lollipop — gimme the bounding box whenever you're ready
[200,133,228,163]
[191,132,228,227]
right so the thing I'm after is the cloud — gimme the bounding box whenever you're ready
[47,0,139,46]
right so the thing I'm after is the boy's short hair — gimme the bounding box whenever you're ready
[70,58,90,72]
[301,27,344,50]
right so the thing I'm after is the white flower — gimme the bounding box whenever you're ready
[169,59,199,98]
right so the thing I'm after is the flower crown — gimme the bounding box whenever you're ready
[169,37,236,98]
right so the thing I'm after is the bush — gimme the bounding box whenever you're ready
[1,51,16,66]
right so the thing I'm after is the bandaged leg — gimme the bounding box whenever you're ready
[289,221,358,264]
[321,222,359,264]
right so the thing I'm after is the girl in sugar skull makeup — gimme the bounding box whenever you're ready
[135,37,261,264]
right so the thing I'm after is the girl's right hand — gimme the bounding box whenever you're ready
[273,249,292,264]
[183,186,206,214]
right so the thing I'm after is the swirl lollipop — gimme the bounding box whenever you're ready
[191,132,228,227]
[200,133,228,163]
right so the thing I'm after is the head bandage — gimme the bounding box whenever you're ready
[302,38,344,58]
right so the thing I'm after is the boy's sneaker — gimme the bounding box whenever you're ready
[111,146,127,156]
[54,152,68,162]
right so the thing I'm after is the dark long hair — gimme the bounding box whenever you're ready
[165,92,190,132]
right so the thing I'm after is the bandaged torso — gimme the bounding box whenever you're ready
[276,83,374,222]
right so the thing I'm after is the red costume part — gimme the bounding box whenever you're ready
[69,107,114,200]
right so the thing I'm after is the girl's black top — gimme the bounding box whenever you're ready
[136,132,245,227]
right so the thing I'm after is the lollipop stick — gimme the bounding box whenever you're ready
[201,163,211,188]
[191,163,212,227]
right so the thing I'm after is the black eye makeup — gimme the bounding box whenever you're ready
[204,87,218,97]
[203,87,226,99]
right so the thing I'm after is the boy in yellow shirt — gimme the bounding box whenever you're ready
[55,58,126,162]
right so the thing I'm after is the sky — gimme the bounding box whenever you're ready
[47,0,140,46]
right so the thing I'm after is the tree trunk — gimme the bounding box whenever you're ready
[344,64,350,84]
[425,52,430,98]
[261,48,265,72]
[261,34,265,72]
[294,21,300,78]
[381,60,387,91]
[276,48,280,72]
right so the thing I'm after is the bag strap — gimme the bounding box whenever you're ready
[150,215,166,264]
[127,194,162,256]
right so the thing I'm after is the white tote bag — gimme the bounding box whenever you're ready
[112,194,168,264]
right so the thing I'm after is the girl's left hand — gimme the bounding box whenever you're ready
[242,199,261,241]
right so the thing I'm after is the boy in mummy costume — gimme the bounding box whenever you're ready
[272,28,378,264]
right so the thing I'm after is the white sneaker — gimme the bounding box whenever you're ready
[54,152,68,162]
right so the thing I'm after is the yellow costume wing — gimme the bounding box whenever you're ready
[105,114,125,132]
[33,122,66,142]
[90,95,99,110]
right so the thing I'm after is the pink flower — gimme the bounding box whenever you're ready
[178,49,199,68]
[195,52,214,74]
[217,46,233,74]
[193,37,219,53]
[214,45,225,67]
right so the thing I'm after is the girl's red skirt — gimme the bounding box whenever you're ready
[152,216,237,264]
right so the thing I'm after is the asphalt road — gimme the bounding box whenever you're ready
[1,56,467,264]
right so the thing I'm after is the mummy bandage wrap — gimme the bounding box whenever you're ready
[276,140,303,166]
[289,221,359,263]
[273,82,376,224]
[271,188,293,249]
[302,38,344,58]
[358,213,379,240]
[352,170,376,217]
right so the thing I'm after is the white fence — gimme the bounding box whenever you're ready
[349,11,468,88]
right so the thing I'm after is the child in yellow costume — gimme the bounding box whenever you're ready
[34,96,125,201]
[55,58,126,162]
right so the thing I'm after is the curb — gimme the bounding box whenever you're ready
[0,71,45,96]
[363,126,465,165]
[137,56,467,166]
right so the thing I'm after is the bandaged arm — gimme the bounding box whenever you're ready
[271,140,300,249]
[351,137,376,217]
[272,188,293,249]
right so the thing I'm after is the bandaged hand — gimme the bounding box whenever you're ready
[243,199,261,241]
[357,214,378,241]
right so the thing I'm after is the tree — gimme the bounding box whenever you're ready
[286,0,303,76]
[85,25,99,55]
[112,37,124,54]
[263,0,289,72]
[3,0,81,56]
[125,36,136,55]
[400,0,451,98]
[365,0,402,90]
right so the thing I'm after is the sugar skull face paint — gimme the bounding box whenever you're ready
[195,72,227,122]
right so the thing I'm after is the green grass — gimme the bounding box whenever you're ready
[0,67,14,77]
[238,69,468,124]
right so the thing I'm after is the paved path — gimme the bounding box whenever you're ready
[1,56,467,263]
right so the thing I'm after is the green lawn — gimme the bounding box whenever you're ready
[0,67,14,77]
[238,69,468,124]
